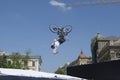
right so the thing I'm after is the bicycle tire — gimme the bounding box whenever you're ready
[49,24,58,33]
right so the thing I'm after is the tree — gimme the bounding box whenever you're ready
[55,67,67,75]
[0,51,42,71]
[10,52,23,69]
[0,54,7,68]
[22,51,30,69]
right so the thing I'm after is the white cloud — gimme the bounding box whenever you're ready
[49,0,72,11]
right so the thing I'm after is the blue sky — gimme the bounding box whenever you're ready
[0,0,120,73]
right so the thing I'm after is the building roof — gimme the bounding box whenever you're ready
[78,50,86,59]
[29,56,41,59]
[104,36,120,41]
[114,39,120,45]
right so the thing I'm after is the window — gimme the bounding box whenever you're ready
[116,52,120,58]
[32,61,35,67]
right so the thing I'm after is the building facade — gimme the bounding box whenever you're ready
[0,51,42,71]
[0,51,6,56]
[91,33,104,63]
[91,33,120,63]
[69,51,92,66]
[56,50,92,75]
[27,56,42,71]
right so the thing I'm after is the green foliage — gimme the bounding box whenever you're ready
[10,52,23,69]
[0,52,30,69]
[55,67,67,75]
[22,51,30,69]
[0,54,7,68]
[0,51,42,70]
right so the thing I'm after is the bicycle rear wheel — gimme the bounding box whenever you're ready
[49,24,58,33]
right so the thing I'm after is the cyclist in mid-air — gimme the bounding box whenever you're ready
[49,25,72,54]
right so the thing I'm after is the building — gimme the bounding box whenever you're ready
[27,56,42,71]
[0,51,6,56]
[56,50,91,75]
[0,51,42,71]
[67,33,120,80]
[69,50,92,66]
[91,33,104,63]
[91,33,120,63]
[97,36,120,62]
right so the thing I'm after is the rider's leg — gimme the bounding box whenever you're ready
[58,38,66,45]
[51,39,60,54]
